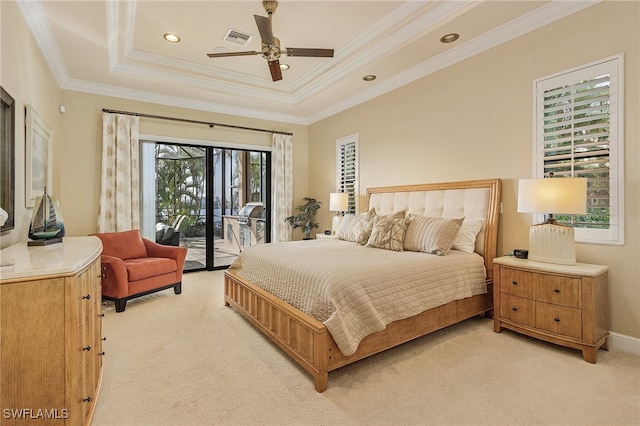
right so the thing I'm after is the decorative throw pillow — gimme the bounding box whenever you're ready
[452,219,484,253]
[366,211,408,251]
[354,209,377,244]
[335,208,376,243]
[403,215,464,255]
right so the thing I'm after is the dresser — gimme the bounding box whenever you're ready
[0,236,103,425]
[492,256,608,363]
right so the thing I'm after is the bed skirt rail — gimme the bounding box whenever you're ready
[224,270,331,392]
[225,270,493,392]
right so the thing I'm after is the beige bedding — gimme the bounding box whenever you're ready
[228,239,487,356]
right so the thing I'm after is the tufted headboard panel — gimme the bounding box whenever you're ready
[366,179,501,281]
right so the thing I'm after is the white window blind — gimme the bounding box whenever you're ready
[336,134,358,214]
[534,55,624,245]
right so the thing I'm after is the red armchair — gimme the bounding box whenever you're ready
[92,230,187,312]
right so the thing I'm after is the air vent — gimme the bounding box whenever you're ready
[223,29,253,46]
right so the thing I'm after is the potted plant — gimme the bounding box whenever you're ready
[285,197,322,240]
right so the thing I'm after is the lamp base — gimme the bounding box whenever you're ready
[332,213,343,235]
[528,223,576,265]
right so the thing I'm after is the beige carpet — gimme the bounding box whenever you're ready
[92,270,640,426]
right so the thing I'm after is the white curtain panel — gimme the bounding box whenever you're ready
[271,133,293,242]
[97,113,140,232]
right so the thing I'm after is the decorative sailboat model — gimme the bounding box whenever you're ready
[28,186,65,246]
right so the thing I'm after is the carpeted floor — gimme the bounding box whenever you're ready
[92,270,640,426]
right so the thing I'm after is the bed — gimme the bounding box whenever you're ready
[224,178,501,392]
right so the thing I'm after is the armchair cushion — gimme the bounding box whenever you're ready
[125,257,177,282]
[98,229,147,260]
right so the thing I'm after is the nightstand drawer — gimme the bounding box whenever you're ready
[500,294,535,327]
[535,275,582,308]
[499,268,535,299]
[535,301,582,340]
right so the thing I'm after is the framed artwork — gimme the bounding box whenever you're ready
[25,105,53,208]
[1,87,15,231]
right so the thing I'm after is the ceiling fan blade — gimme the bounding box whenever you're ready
[254,15,274,45]
[285,48,334,58]
[207,51,259,58]
[268,60,282,82]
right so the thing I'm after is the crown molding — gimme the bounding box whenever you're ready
[307,0,601,124]
[63,78,309,125]
[16,0,70,87]
[18,0,600,126]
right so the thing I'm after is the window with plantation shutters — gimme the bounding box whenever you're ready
[534,55,624,245]
[336,134,358,214]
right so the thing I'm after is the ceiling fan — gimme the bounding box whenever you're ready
[206,0,334,82]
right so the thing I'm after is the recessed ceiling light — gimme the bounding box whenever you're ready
[163,33,181,43]
[440,33,459,44]
[363,75,376,82]
[280,64,290,70]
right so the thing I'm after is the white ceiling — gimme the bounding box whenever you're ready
[18,0,598,125]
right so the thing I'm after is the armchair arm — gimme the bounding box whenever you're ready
[100,255,129,299]
[143,238,188,281]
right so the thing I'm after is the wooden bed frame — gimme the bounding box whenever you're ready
[224,178,501,392]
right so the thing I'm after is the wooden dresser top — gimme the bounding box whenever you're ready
[0,236,102,283]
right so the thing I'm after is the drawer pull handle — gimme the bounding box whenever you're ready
[83,345,92,351]
[83,396,93,403]
[512,307,518,312]
[99,351,106,356]
[99,313,105,318]
[102,337,107,341]
[554,289,560,293]
[511,281,518,285]
[82,294,91,300]
[554,318,560,322]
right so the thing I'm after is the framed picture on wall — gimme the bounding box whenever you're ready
[25,105,53,208]
[1,87,15,231]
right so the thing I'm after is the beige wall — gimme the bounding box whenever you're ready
[56,91,309,237]
[2,1,638,341]
[1,0,62,247]
[309,1,639,339]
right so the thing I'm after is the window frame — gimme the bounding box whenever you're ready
[532,54,624,245]
[336,133,359,214]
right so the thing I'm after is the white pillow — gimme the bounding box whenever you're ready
[452,219,484,253]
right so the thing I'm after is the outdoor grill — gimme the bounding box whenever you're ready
[237,202,265,247]
[237,202,264,225]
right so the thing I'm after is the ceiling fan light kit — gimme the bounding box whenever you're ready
[206,0,334,82]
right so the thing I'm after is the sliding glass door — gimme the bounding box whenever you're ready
[141,141,270,272]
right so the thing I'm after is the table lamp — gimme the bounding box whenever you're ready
[517,177,587,265]
[329,192,349,235]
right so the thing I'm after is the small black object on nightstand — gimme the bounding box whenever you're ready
[514,249,528,259]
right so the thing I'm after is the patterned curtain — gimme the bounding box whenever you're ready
[97,113,140,232]
[271,133,293,242]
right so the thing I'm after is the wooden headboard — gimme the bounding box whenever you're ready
[365,179,502,281]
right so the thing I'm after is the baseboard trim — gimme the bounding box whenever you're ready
[609,331,640,356]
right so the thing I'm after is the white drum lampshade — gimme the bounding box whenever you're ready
[517,177,587,265]
[329,192,349,235]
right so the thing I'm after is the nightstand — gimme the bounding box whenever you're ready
[493,256,609,363]
[315,233,335,239]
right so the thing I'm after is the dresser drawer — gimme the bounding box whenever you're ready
[500,294,535,327]
[535,275,582,308]
[535,301,582,340]
[499,268,535,299]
